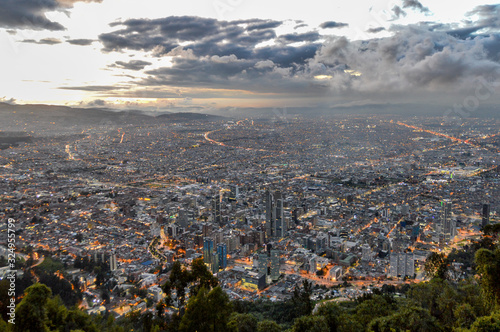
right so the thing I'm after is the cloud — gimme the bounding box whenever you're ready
[0,96,17,104]
[0,0,102,31]
[112,60,152,71]
[22,37,62,44]
[99,16,285,57]
[467,4,500,30]
[311,25,500,95]
[279,32,321,43]
[392,6,407,19]
[319,21,349,29]
[402,0,429,13]
[366,27,385,33]
[99,16,320,69]
[90,14,500,112]
[67,38,94,46]
[59,85,129,91]
[86,99,107,107]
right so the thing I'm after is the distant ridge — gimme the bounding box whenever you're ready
[0,102,224,132]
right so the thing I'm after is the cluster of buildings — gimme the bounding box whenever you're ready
[0,115,498,314]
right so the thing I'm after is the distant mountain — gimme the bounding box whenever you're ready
[0,103,224,132]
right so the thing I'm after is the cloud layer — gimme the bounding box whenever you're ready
[0,0,102,31]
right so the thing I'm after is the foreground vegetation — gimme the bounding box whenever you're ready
[1,223,499,331]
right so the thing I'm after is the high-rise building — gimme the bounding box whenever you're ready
[275,190,285,238]
[110,251,118,271]
[482,203,491,228]
[211,251,219,274]
[258,253,268,276]
[440,200,455,246]
[270,249,280,281]
[361,244,371,261]
[229,185,239,201]
[265,190,274,238]
[389,252,414,278]
[212,192,222,225]
[217,243,227,270]
[265,190,287,239]
[203,237,214,265]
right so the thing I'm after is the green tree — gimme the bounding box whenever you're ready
[228,313,258,332]
[355,295,395,326]
[315,302,344,332]
[468,311,500,331]
[424,252,449,280]
[257,320,281,332]
[292,280,313,318]
[454,303,476,330]
[189,258,218,296]
[179,286,232,332]
[368,305,442,332]
[292,315,328,332]
[14,283,52,332]
[475,247,500,307]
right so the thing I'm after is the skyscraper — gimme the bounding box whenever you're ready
[110,251,118,271]
[270,249,280,281]
[265,190,287,239]
[203,237,214,265]
[440,200,455,246]
[482,203,490,228]
[212,192,222,225]
[258,253,268,276]
[275,190,284,238]
[229,185,239,201]
[217,243,227,270]
[265,190,274,238]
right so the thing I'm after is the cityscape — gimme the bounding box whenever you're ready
[0,0,500,331]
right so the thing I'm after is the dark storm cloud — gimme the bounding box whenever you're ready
[392,6,406,19]
[99,16,286,56]
[112,60,152,71]
[0,0,102,31]
[279,32,321,43]
[0,0,65,30]
[319,21,348,29]
[98,16,317,67]
[467,4,500,30]
[22,37,62,44]
[245,20,282,31]
[445,26,484,39]
[312,25,500,94]
[402,0,429,13]
[67,38,94,46]
[95,14,500,106]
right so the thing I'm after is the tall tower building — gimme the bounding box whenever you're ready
[217,243,227,270]
[109,251,118,271]
[212,192,222,225]
[482,203,491,228]
[203,237,214,265]
[440,200,455,246]
[265,190,287,239]
[229,185,239,201]
[270,249,280,281]
[258,253,269,276]
[265,190,274,238]
[275,190,285,238]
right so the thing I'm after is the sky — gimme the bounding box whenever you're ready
[1,0,500,116]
